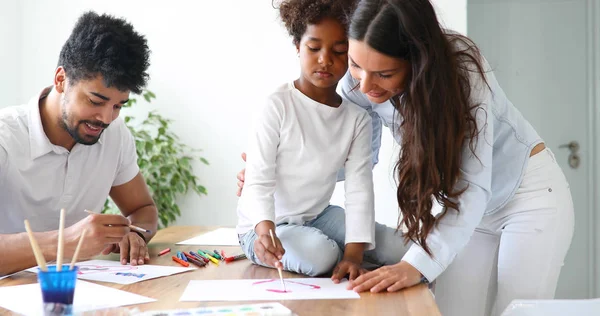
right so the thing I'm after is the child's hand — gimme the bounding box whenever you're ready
[254,233,285,268]
[331,258,366,283]
[254,221,285,268]
[332,242,367,283]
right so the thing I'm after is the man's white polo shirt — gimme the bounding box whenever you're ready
[0,87,139,233]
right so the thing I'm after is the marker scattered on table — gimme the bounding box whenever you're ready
[172,256,189,267]
[178,251,189,262]
[191,251,209,263]
[158,248,171,256]
[212,250,222,260]
[184,252,206,267]
[198,250,219,265]
[225,253,247,263]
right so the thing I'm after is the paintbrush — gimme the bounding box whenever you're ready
[56,208,65,271]
[69,229,87,270]
[269,229,287,292]
[24,220,47,271]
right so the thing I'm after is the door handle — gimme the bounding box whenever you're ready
[559,141,580,153]
[559,141,580,169]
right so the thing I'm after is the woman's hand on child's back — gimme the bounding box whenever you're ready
[236,152,246,197]
[254,221,286,268]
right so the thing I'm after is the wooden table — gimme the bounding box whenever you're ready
[0,226,440,315]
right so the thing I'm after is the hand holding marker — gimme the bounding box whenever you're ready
[84,209,152,234]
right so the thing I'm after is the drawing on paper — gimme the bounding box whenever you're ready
[77,265,137,275]
[115,272,146,278]
[251,279,321,293]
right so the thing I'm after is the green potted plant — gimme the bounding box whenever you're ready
[102,90,208,228]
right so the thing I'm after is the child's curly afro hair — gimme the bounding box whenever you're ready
[277,0,358,44]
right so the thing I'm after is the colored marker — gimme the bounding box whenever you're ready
[221,250,226,260]
[129,224,152,234]
[225,253,247,263]
[179,251,188,262]
[190,251,209,263]
[172,256,189,267]
[202,250,220,265]
[196,251,211,261]
[212,250,222,260]
[158,248,171,256]
[184,252,206,267]
[83,210,152,234]
[193,251,210,263]
[197,250,209,258]
[198,250,219,265]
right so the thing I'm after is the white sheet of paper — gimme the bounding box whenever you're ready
[176,227,239,246]
[137,303,294,316]
[0,274,11,280]
[502,299,600,316]
[180,278,360,301]
[26,259,195,285]
[0,280,155,315]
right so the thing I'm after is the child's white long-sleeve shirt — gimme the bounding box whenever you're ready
[236,82,375,249]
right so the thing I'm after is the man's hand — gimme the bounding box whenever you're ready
[102,232,150,266]
[236,152,246,196]
[64,213,131,260]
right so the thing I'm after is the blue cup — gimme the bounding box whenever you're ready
[37,265,78,316]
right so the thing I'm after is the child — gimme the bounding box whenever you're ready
[236,0,378,279]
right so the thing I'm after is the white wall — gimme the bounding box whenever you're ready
[12,0,466,228]
[0,0,21,107]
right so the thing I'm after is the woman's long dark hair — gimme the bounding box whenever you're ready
[349,0,489,255]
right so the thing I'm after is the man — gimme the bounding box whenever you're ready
[0,11,157,276]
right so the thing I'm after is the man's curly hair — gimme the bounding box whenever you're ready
[277,0,358,45]
[58,11,150,94]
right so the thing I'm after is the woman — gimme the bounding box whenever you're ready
[342,0,574,315]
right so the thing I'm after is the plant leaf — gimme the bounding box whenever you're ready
[102,90,209,227]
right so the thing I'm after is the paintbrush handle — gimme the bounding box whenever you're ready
[24,220,47,271]
[69,229,87,270]
[269,229,286,291]
[56,209,65,271]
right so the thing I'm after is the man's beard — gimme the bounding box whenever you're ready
[60,109,109,145]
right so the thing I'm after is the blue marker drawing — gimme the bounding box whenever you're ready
[115,272,146,278]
